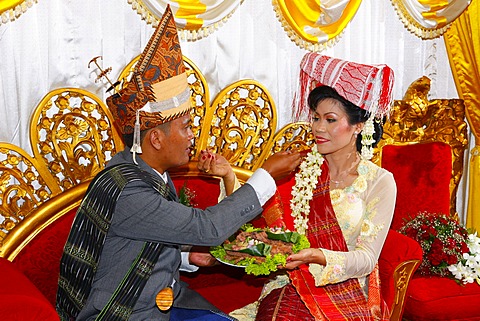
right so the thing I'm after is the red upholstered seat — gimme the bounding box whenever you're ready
[404,276,480,321]
[181,265,265,312]
[0,257,59,321]
[172,176,221,210]
[382,142,452,230]
[12,208,77,306]
[381,142,480,320]
[173,176,265,312]
[378,229,423,311]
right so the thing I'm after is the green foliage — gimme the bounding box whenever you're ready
[210,225,310,276]
[178,181,197,207]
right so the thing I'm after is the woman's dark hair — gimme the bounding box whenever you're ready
[307,85,384,152]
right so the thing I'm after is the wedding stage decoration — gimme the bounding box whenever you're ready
[391,0,471,39]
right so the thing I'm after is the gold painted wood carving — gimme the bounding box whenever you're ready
[266,121,314,155]
[0,88,123,249]
[389,260,420,321]
[205,80,277,171]
[373,76,468,218]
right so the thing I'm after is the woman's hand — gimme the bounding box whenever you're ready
[197,149,236,195]
[282,248,326,270]
[197,149,234,179]
[261,150,303,180]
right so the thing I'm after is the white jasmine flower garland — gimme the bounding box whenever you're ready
[290,145,324,235]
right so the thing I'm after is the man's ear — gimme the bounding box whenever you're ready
[148,128,163,150]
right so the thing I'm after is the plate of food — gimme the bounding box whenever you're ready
[210,224,310,276]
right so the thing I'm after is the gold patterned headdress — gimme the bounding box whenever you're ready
[106,5,192,155]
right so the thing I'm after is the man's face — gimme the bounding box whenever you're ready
[159,114,194,171]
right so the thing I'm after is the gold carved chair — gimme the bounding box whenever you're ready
[372,76,480,321]
[0,56,307,316]
[0,58,431,320]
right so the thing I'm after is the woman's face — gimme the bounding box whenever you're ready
[311,98,361,156]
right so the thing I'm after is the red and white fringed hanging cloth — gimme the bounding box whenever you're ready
[293,53,395,122]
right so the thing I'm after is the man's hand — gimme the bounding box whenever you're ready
[261,150,303,180]
[188,246,218,267]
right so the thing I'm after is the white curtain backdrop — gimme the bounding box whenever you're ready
[0,0,466,215]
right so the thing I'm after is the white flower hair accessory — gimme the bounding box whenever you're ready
[360,116,376,160]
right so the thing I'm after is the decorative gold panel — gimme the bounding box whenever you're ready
[31,89,124,189]
[0,88,123,248]
[267,121,314,155]
[0,144,56,243]
[373,76,468,218]
[117,58,277,170]
[204,80,277,170]
[390,260,421,321]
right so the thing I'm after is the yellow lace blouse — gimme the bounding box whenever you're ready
[308,159,396,288]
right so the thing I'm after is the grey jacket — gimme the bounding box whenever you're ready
[77,149,262,320]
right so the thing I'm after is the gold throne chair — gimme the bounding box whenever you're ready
[0,58,467,320]
[373,76,479,321]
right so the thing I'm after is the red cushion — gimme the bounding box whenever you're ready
[381,142,452,230]
[378,229,423,309]
[12,208,77,306]
[181,265,265,313]
[404,276,480,321]
[0,257,59,320]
